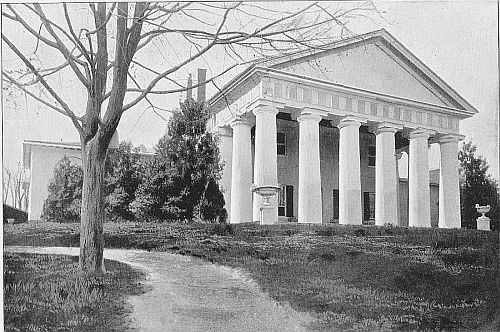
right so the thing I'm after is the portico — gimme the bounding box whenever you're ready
[209,30,476,227]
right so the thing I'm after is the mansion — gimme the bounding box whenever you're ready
[207,29,476,227]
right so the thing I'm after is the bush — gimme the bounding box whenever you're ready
[132,100,226,222]
[197,179,226,222]
[41,157,83,222]
[459,142,500,230]
[42,142,146,222]
[104,142,145,220]
[130,157,182,220]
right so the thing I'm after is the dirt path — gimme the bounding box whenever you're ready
[5,246,313,332]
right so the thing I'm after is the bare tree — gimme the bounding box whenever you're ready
[2,2,376,273]
[3,169,12,204]
[3,163,29,210]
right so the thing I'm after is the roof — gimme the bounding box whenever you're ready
[23,140,81,150]
[209,29,478,115]
[22,139,156,156]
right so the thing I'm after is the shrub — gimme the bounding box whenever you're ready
[104,141,145,220]
[132,100,226,222]
[197,179,226,223]
[42,142,146,222]
[459,141,500,230]
[41,158,83,222]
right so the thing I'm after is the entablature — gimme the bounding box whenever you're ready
[209,67,472,134]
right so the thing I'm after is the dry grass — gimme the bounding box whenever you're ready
[3,252,145,332]
[4,221,499,331]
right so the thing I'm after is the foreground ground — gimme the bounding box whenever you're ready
[6,246,312,332]
[4,221,499,331]
[3,251,145,332]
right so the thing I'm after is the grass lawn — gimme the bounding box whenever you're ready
[3,251,145,332]
[4,221,499,331]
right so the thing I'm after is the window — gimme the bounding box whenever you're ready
[277,132,286,155]
[332,189,339,219]
[278,185,294,217]
[368,146,376,167]
[363,192,376,221]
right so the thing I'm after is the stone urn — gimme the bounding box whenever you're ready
[475,204,491,231]
[252,184,280,225]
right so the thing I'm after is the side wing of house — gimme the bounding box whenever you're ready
[23,141,82,221]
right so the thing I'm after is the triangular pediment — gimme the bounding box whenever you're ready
[269,31,470,111]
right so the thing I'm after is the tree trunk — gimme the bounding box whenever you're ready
[79,137,107,274]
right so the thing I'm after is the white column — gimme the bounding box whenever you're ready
[298,112,323,224]
[395,151,403,226]
[338,116,364,225]
[216,126,233,219]
[229,118,253,224]
[408,128,434,227]
[438,134,463,228]
[253,105,279,224]
[253,190,262,222]
[375,123,401,226]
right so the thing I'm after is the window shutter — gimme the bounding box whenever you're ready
[286,185,293,217]
[332,189,339,219]
[363,192,371,221]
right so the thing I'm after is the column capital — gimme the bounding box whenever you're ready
[434,133,465,144]
[408,127,435,139]
[215,125,233,137]
[337,115,366,129]
[252,105,279,116]
[229,117,252,129]
[297,112,322,123]
[374,122,403,135]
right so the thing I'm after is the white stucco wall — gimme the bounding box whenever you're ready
[27,146,82,220]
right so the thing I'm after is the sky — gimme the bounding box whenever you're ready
[2,1,499,180]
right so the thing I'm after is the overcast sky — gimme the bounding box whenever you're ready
[2,1,499,180]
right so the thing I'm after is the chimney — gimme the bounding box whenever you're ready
[197,68,207,104]
[186,73,193,101]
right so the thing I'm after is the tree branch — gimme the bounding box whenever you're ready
[2,34,83,133]
[3,71,69,117]
[63,3,92,66]
[31,4,90,89]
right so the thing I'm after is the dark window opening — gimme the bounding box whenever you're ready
[277,132,286,156]
[363,192,375,221]
[368,146,376,167]
[332,189,339,219]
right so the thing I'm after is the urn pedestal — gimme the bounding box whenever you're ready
[252,185,280,225]
[475,204,491,231]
